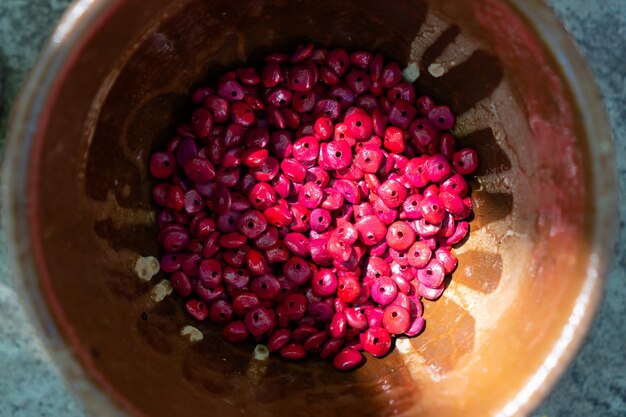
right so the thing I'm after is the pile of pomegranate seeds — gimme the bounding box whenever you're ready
[149,44,478,371]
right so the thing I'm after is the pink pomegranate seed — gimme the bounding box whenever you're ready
[304,331,329,352]
[453,148,479,175]
[244,306,274,338]
[150,45,480,369]
[337,274,360,303]
[428,105,456,130]
[283,256,313,286]
[191,86,213,104]
[195,282,224,303]
[320,338,344,359]
[326,48,350,77]
[292,136,320,162]
[217,78,245,102]
[388,82,416,103]
[418,259,446,289]
[344,107,373,140]
[354,146,384,174]
[370,277,398,306]
[385,221,416,251]
[388,100,417,130]
[345,307,368,331]
[311,269,338,297]
[410,118,440,149]
[198,259,222,288]
[435,247,458,274]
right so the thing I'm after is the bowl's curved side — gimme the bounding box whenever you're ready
[2,1,137,416]
[489,1,617,415]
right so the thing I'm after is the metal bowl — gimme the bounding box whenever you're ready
[2,0,617,416]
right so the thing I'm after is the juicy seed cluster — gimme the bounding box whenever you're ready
[149,44,478,372]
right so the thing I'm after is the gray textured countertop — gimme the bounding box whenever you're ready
[0,1,624,416]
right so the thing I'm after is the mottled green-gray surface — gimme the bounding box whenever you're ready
[0,1,624,416]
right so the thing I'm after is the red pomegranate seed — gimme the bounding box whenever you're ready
[360,327,392,357]
[223,320,249,342]
[382,305,410,334]
[332,274,358,303]
[185,299,208,321]
[280,343,307,360]
[268,329,291,352]
[333,348,364,371]
[150,44,480,370]
[210,300,234,325]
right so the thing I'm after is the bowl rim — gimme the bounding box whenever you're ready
[1,0,617,416]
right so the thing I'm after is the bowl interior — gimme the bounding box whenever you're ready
[19,0,599,416]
